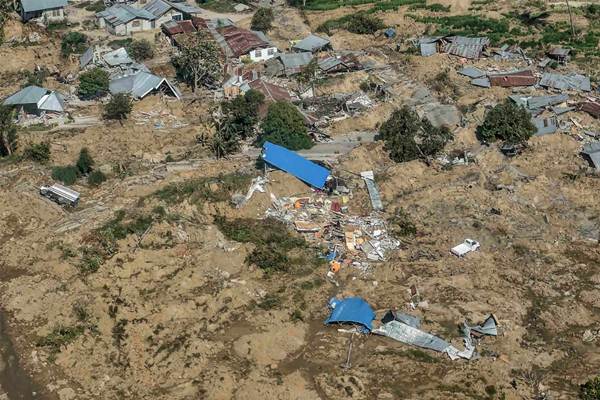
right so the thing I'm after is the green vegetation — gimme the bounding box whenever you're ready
[195,0,236,12]
[88,170,107,187]
[108,38,132,49]
[212,90,264,158]
[317,12,385,35]
[171,33,222,92]
[258,101,313,150]
[128,39,154,61]
[251,7,274,32]
[476,100,535,145]
[388,208,417,237]
[78,0,105,12]
[580,376,600,400]
[22,68,50,88]
[51,165,79,185]
[23,142,51,163]
[258,293,282,310]
[409,3,450,12]
[297,0,422,12]
[378,106,452,163]
[78,68,110,99]
[76,147,94,175]
[37,326,85,358]
[61,31,88,57]
[104,93,133,121]
[152,173,252,206]
[0,105,18,157]
[215,216,320,275]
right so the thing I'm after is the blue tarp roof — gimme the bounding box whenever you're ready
[262,142,330,189]
[325,297,376,332]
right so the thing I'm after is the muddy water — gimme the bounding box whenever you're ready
[0,310,42,399]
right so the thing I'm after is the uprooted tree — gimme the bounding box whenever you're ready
[0,105,17,157]
[378,106,452,163]
[476,100,536,145]
[211,89,265,158]
[171,33,221,92]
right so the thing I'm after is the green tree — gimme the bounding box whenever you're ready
[104,93,133,121]
[0,105,17,157]
[222,89,264,139]
[128,39,154,61]
[76,148,94,175]
[52,165,79,185]
[87,170,107,187]
[581,376,600,400]
[476,100,536,144]
[378,106,452,163]
[171,33,221,92]
[23,142,51,163]
[251,7,274,32]
[347,13,385,34]
[61,31,88,57]
[259,101,313,150]
[78,68,109,99]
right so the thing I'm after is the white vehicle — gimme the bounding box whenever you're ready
[40,184,80,207]
[451,239,480,257]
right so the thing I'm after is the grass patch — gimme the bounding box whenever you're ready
[46,21,77,31]
[387,208,416,237]
[37,326,85,358]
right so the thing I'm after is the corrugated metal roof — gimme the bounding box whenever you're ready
[527,94,569,110]
[293,34,330,53]
[162,20,197,36]
[318,57,342,71]
[278,52,313,70]
[579,101,600,118]
[21,0,67,13]
[471,77,491,88]
[539,72,591,92]
[3,86,48,105]
[262,141,331,189]
[582,142,600,169]
[143,0,201,17]
[420,42,437,57]
[110,72,181,99]
[80,47,94,69]
[549,47,570,57]
[97,4,155,25]
[38,92,65,112]
[458,66,485,78]
[219,25,271,57]
[444,36,489,59]
[532,116,558,136]
[247,79,291,103]
[102,47,133,67]
[488,69,537,87]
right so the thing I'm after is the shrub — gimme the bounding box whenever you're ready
[61,31,87,57]
[581,376,600,400]
[0,105,18,157]
[51,165,79,185]
[251,7,274,32]
[476,100,536,144]
[76,148,94,175]
[378,106,452,163]
[128,39,154,61]
[78,68,109,99]
[318,12,385,35]
[104,93,133,120]
[388,208,417,236]
[23,142,51,163]
[258,101,313,150]
[88,170,106,187]
[22,68,50,88]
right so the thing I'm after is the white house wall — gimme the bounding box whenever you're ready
[249,47,278,62]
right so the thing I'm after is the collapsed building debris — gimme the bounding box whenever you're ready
[292,34,332,53]
[581,142,600,170]
[443,36,490,59]
[109,71,182,100]
[539,72,591,92]
[361,171,383,211]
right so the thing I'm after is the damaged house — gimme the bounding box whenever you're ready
[3,86,65,115]
[215,25,278,62]
[292,34,332,53]
[265,52,313,77]
[18,0,67,23]
[109,71,181,100]
[318,54,362,74]
[444,36,490,59]
[539,72,591,92]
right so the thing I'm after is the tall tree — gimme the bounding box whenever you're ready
[258,101,313,150]
[476,100,536,145]
[171,33,221,92]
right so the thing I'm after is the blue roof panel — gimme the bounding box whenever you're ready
[325,297,376,332]
[262,141,330,189]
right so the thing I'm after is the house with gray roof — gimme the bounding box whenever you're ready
[3,86,65,115]
[18,0,68,23]
[96,0,201,36]
[292,34,331,53]
[265,52,313,77]
[109,71,181,100]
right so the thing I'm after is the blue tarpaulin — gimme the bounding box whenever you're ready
[325,297,376,332]
[262,142,331,189]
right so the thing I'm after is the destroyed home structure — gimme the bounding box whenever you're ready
[109,71,181,99]
[217,25,278,62]
[18,0,67,23]
[418,36,444,57]
[292,34,331,53]
[579,100,600,119]
[547,47,571,64]
[487,69,537,88]
[161,19,196,45]
[318,55,361,74]
[97,0,201,35]
[444,36,490,59]
[582,142,600,170]
[539,72,591,92]
[3,86,65,115]
[265,52,313,77]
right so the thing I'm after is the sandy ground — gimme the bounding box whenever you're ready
[1,3,600,400]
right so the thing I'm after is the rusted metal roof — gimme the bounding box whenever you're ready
[488,70,537,87]
[579,101,600,118]
[218,26,271,57]
[248,79,292,103]
[162,20,196,36]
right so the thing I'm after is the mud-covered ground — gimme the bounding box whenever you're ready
[2,1,600,399]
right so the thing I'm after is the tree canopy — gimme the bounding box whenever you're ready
[476,100,536,145]
[78,68,109,99]
[128,39,154,61]
[171,33,221,92]
[0,105,17,157]
[251,8,274,32]
[61,31,88,57]
[378,106,452,163]
[258,101,313,150]
[104,93,133,121]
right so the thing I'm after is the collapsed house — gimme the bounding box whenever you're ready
[547,47,571,64]
[487,69,537,88]
[417,35,489,59]
[292,34,332,53]
[219,26,278,62]
[582,142,600,170]
[579,100,600,119]
[264,52,313,77]
[539,72,591,92]
[18,0,67,23]
[109,71,181,99]
[96,0,201,35]
[318,55,362,74]
[3,86,65,115]
[161,19,197,45]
